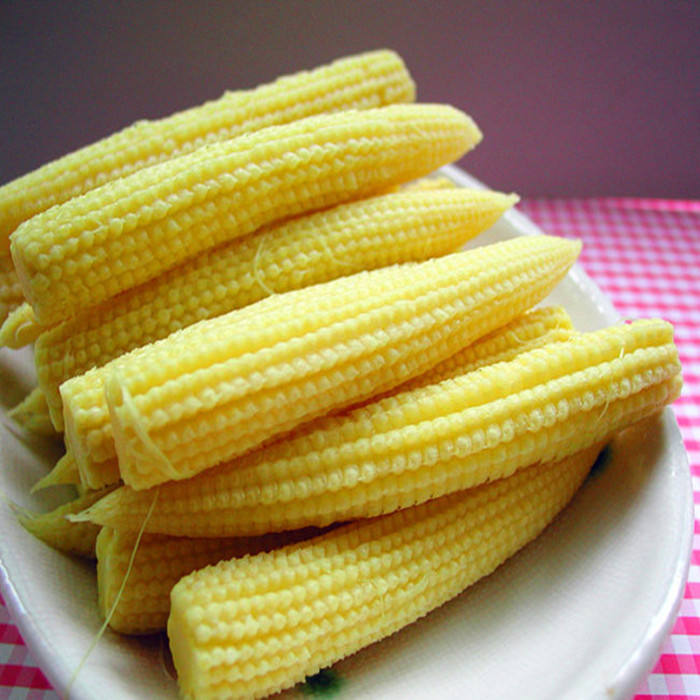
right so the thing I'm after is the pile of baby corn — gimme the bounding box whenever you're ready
[2,50,682,699]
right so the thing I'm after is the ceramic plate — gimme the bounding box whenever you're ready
[0,166,692,700]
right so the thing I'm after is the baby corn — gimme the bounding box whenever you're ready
[61,234,579,491]
[79,319,680,536]
[167,445,601,700]
[0,50,414,256]
[0,303,40,349]
[399,304,574,391]
[96,526,329,636]
[35,185,518,431]
[58,305,570,493]
[0,178,461,352]
[0,255,23,324]
[11,104,479,326]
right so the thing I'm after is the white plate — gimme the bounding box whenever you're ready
[0,166,692,700]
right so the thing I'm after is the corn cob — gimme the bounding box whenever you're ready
[54,307,571,491]
[402,175,457,191]
[7,386,59,437]
[11,104,479,327]
[0,303,40,349]
[0,177,460,352]
[58,306,570,493]
[61,234,580,491]
[396,304,574,391]
[56,304,556,493]
[79,318,680,536]
[35,186,517,431]
[96,526,329,635]
[167,444,601,700]
[0,255,24,323]
[0,50,414,257]
[0,50,414,327]
[0,178,458,351]
[13,486,116,558]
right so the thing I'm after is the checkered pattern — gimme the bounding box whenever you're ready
[522,197,700,700]
[1,197,698,698]
[0,593,58,699]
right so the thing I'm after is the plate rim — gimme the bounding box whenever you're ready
[443,162,694,696]
[0,164,694,700]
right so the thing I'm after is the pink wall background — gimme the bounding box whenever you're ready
[1,1,698,198]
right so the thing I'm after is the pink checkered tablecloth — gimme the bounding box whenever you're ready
[1,196,698,699]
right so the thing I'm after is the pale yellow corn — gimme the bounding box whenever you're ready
[397,304,574,391]
[0,50,415,256]
[79,318,680,537]
[0,49,414,327]
[56,307,569,491]
[59,307,567,493]
[167,444,601,700]
[401,175,457,191]
[0,178,460,352]
[13,486,116,558]
[0,303,40,349]
[7,386,58,437]
[35,186,517,430]
[341,304,574,414]
[11,104,479,326]
[61,234,580,491]
[65,306,567,497]
[0,255,24,324]
[96,526,329,635]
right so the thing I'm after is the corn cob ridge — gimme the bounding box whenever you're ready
[12,104,480,326]
[34,185,518,431]
[0,50,415,253]
[77,317,680,537]
[60,234,579,491]
[166,444,601,700]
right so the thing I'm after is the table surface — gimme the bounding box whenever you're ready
[1,196,699,699]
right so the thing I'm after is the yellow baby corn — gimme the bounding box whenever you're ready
[35,186,517,430]
[397,304,574,391]
[96,526,328,635]
[0,178,459,352]
[52,307,570,492]
[0,255,24,324]
[0,50,415,257]
[80,318,680,537]
[13,486,116,558]
[0,303,40,349]
[11,104,479,326]
[401,175,457,191]
[7,386,58,437]
[338,304,575,415]
[61,234,579,491]
[167,444,601,700]
[49,308,561,493]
